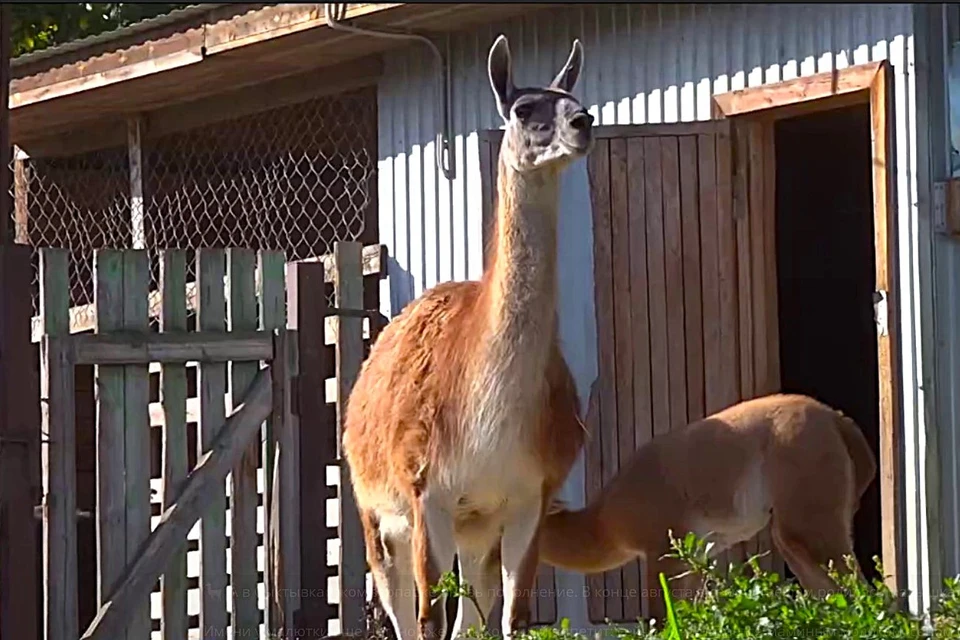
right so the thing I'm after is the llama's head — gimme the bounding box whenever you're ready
[488,34,593,173]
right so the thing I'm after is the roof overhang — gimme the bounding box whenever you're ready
[11,3,550,150]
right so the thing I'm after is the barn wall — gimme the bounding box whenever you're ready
[377,0,945,623]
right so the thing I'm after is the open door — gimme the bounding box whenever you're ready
[480,119,782,623]
[713,60,903,594]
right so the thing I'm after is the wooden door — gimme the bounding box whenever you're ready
[478,120,782,623]
[582,121,786,623]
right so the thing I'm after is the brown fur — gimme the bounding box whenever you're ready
[342,35,593,640]
[539,393,877,621]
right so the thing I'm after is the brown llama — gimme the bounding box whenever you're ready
[539,393,877,622]
[342,35,595,640]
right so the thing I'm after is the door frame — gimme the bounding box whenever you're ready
[711,60,904,594]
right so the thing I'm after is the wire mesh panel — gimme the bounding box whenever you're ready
[13,85,378,330]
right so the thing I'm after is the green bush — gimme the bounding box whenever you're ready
[431,531,960,640]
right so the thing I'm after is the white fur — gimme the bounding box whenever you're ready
[500,495,544,639]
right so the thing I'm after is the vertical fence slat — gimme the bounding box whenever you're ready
[160,249,189,640]
[122,250,152,640]
[198,248,229,634]
[227,248,260,639]
[93,250,127,614]
[259,250,292,636]
[334,241,366,636]
[40,248,78,640]
[288,260,336,636]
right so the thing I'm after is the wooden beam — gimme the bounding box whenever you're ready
[79,364,276,640]
[69,330,275,365]
[711,61,881,118]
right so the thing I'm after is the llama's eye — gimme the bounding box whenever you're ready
[513,102,534,121]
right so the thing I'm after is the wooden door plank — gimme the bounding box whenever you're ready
[590,139,623,623]
[643,137,670,438]
[716,125,740,409]
[871,63,903,594]
[585,140,610,623]
[680,136,705,422]
[734,122,754,404]
[661,137,688,431]
[625,137,650,622]
[697,134,723,415]
[609,137,639,621]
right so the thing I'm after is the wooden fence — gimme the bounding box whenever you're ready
[27,241,386,640]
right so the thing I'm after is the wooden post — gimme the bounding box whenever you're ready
[0,245,41,640]
[127,117,145,249]
[13,147,30,244]
[259,250,292,637]
[40,249,78,640]
[286,260,338,637]
[333,241,366,636]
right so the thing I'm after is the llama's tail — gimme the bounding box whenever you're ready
[540,498,638,574]
[835,412,877,502]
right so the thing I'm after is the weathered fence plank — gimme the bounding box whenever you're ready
[160,249,189,640]
[71,330,274,364]
[93,250,128,612]
[197,248,229,634]
[80,365,276,640]
[40,248,78,640]
[122,249,152,640]
[270,326,300,638]
[228,248,261,638]
[287,260,337,636]
[259,249,290,636]
[334,241,366,635]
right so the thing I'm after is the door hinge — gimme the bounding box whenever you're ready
[873,289,889,337]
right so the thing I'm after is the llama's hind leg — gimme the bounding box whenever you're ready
[771,515,860,597]
[362,511,418,640]
[412,496,458,640]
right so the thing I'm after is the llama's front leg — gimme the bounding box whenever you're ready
[500,495,544,639]
[411,495,457,640]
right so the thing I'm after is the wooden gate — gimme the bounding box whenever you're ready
[480,121,783,624]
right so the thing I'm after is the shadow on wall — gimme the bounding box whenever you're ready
[386,255,417,315]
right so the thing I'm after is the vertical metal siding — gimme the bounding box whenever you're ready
[378,0,946,615]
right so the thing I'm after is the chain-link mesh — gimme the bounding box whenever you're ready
[12,85,377,331]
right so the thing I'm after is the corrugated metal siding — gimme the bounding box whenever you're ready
[378,0,945,615]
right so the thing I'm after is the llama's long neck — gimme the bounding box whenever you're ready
[480,154,560,373]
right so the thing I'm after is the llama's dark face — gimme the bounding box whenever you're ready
[488,35,594,173]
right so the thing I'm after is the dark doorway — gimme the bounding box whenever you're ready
[773,102,881,580]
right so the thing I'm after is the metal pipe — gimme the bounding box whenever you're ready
[323,3,456,181]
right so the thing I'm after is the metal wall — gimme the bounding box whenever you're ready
[377,0,948,617]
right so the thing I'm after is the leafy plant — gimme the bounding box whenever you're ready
[425,533,960,640]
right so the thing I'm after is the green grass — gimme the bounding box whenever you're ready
[426,532,960,640]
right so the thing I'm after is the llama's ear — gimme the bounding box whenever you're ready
[550,39,583,93]
[488,34,514,121]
